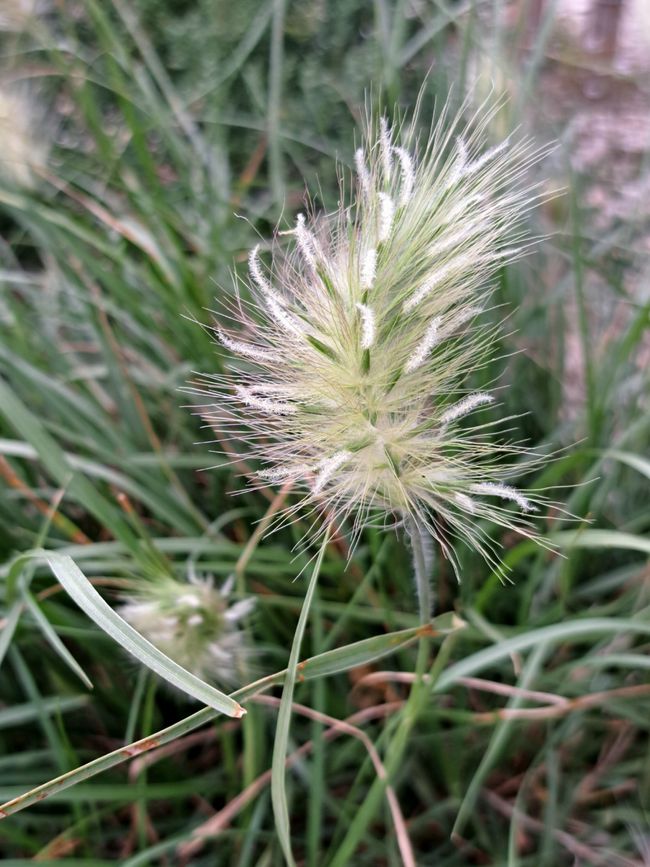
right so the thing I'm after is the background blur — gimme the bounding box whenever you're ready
[1,1,649,864]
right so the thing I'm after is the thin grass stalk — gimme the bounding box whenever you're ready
[271,528,331,866]
[328,520,434,866]
[405,515,433,623]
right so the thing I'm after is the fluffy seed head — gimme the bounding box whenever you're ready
[195,99,552,576]
[119,575,254,687]
[0,0,39,32]
[0,85,48,187]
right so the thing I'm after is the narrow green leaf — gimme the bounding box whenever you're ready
[22,591,93,690]
[271,533,330,867]
[435,617,650,691]
[0,602,22,668]
[0,380,141,556]
[45,553,245,718]
[0,696,89,730]
[0,619,434,818]
[551,529,650,556]
[306,334,338,361]
[452,643,549,836]
[295,611,464,682]
[604,448,650,482]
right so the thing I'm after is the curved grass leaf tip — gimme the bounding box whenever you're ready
[195,100,555,578]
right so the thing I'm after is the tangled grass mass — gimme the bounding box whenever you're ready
[1,3,649,864]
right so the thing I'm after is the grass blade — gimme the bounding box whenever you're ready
[22,591,93,690]
[604,448,650,482]
[551,529,650,556]
[452,642,549,837]
[0,603,22,669]
[271,532,330,867]
[435,617,650,692]
[0,696,89,730]
[0,618,425,818]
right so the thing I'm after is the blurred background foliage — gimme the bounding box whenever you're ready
[0,0,649,864]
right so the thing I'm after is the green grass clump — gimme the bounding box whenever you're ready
[1,1,649,864]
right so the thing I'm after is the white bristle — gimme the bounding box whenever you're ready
[440,393,494,424]
[404,317,442,373]
[355,147,371,197]
[379,117,392,181]
[361,248,377,289]
[356,303,376,349]
[235,385,296,415]
[313,450,351,494]
[378,192,395,242]
[392,145,415,205]
[470,481,537,513]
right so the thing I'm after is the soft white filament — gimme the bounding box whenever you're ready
[404,259,467,312]
[470,482,537,512]
[217,329,279,363]
[441,392,494,424]
[457,137,468,167]
[187,613,204,627]
[493,246,524,261]
[445,137,468,187]
[405,316,442,373]
[258,464,310,481]
[379,117,392,180]
[355,147,371,197]
[249,245,286,307]
[235,385,296,415]
[224,599,256,622]
[447,306,483,331]
[462,137,511,178]
[280,213,323,271]
[248,245,272,294]
[244,383,295,396]
[295,213,316,269]
[378,192,395,242]
[361,248,377,289]
[430,220,485,258]
[177,593,201,608]
[356,303,376,349]
[392,145,415,205]
[264,293,304,337]
[454,492,477,513]
[313,450,351,494]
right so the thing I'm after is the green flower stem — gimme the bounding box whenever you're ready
[406,515,433,623]
[329,517,434,867]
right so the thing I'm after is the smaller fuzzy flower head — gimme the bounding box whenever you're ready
[0,84,48,188]
[0,0,39,32]
[119,574,254,687]
[197,99,552,576]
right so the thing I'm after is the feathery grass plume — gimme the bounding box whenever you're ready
[0,0,39,31]
[0,84,49,188]
[196,98,554,579]
[119,574,254,687]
